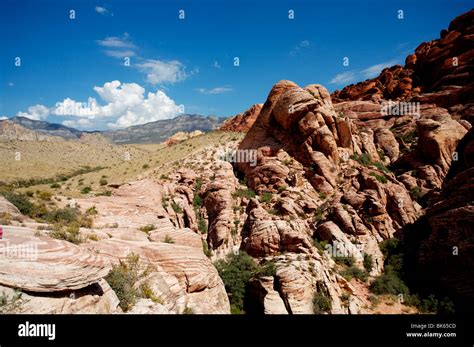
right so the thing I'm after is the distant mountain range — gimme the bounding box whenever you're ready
[2,114,227,144]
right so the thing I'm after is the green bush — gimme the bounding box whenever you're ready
[370,172,388,184]
[363,254,373,272]
[350,152,372,166]
[370,271,409,295]
[81,186,92,194]
[232,189,256,199]
[50,223,83,244]
[99,178,108,186]
[341,266,368,282]
[202,239,212,258]
[139,224,156,233]
[214,252,258,313]
[4,192,35,216]
[198,217,207,234]
[171,201,183,214]
[312,292,332,314]
[105,253,142,311]
[259,192,272,203]
[38,191,52,201]
[333,255,355,267]
[164,235,175,244]
[193,194,202,207]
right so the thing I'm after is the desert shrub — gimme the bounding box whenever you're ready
[319,192,327,199]
[37,191,52,201]
[255,261,277,277]
[0,290,23,313]
[363,254,374,272]
[202,239,212,258]
[259,192,272,203]
[370,172,388,184]
[142,164,150,169]
[373,161,391,173]
[164,235,174,244]
[277,185,287,192]
[160,174,169,180]
[193,194,202,207]
[50,223,83,244]
[96,190,112,197]
[341,266,368,282]
[139,224,155,233]
[194,177,202,191]
[350,152,372,166]
[171,201,183,214]
[214,252,257,313]
[50,183,61,189]
[232,189,256,199]
[3,192,35,216]
[370,271,409,295]
[81,186,92,194]
[105,253,142,311]
[86,206,98,216]
[43,207,78,224]
[333,255,355,267]
[410,187,423,201]
[99,178,108,186]
[312,292,332,314]
[198,217,207,234]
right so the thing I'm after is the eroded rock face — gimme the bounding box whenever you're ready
[400,128,474,312]
[81,238,230,314]
[220,104,263,132]
[0,228,121,314]
[234,80,423,313]
[332,9,474,118]
[0,229,112,292]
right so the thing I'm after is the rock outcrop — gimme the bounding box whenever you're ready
[220,104,263,132]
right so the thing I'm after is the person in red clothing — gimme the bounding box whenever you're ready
[0,226,3,239]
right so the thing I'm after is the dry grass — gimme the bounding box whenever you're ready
[1,131,244,198]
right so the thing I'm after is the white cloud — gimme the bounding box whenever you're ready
[97,35,134,49]
[48,80,181,129]
[8,82,14,87]
[290,40,311,56]
[329,71,357,85]
[361,60,398,78]
[0,116,8,120]
[95,6,109,15]
[195,86,233,95]
[137,59,188,85]
[104,50,136,58]
[329,59,400,85]
[97,34,135,59]
[17,104,50,120]
[213,61,221,69]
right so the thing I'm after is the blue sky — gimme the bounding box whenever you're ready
[0,0,471,130]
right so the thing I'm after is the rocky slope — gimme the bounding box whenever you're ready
[0,120,64,141]
[332,9,473,122]
[220,104,263,132]
[102,114,225,144]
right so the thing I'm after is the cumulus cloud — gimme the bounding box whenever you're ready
[0,116,8,120]
[17,104,50,121]
[137,59,188,85]
[52,80,181,129]
[195,86,233,95]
